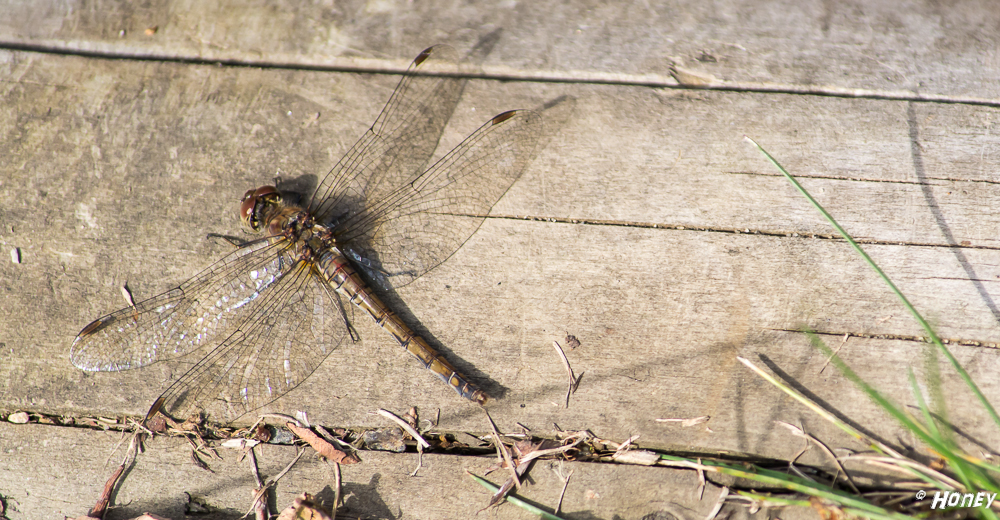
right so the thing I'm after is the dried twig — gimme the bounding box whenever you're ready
[260,413,303,428]
[244,447,306,518]
[482,432,592,511]
[376,409,430,450]
[553,465,573,515]
[190,450,213,473]
[103,429,131,470]
[552,341,583,408]
[610,450,661,465]
[820,334,850,374]
[654,416,710,427]
[155,413,215,457]
[247,447,268,520]
[485,440,545,508]
[89,432,142,519]
[409,450,425,477]
[697,458,706,500]
[777,421,859,494]
[333,461,342,517]
[88,466,124,520]
[844,455,963,489]
[314,425,353,451]
[518,434,590,465]
[705,486,729,520]
[126,417,155,437]
[269,447,305,485]
[483,410,520,490]
[612,434,640,459]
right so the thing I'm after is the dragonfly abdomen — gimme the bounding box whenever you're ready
[318,250,488,405]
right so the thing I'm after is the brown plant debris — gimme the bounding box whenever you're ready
[286,422,360,464]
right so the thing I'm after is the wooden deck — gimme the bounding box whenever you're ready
[2,1,1000,518]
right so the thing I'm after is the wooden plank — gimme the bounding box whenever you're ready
[1,0,1000,99]
[3,2,1000,517]
[515,87,1000,243]
[2,50,999,452]
[0,421,739,520]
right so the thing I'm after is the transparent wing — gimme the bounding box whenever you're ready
[337,109,543,288]
[148,263,346,419]
[71,237,297,372]
[310,45,466,225]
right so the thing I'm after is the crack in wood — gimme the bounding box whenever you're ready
[3,41,1000,107]
[766,327,999,349]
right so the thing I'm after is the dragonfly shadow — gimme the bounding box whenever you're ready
[274,173,318,208]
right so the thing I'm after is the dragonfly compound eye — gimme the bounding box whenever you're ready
[240,185,281,232]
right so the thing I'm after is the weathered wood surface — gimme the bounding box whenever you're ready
[4,0,1000,100]
[2,0,1000,518]
[4,421,741,520]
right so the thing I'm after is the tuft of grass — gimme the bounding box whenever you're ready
[744,136,999,432]
[729,137,1000,518]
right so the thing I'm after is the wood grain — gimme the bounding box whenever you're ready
[2,1,1000,518]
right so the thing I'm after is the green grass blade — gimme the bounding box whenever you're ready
[737,491,912,520]
[738,355,962,486]
[906,369,982,490]
[745,136,1000,431]
[467,472,566,520]
[907,369,951,451]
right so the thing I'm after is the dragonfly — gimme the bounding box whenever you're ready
[70,45,542,420]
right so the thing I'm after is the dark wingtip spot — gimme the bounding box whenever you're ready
[491,110,517,125]
[78,316,110,337]
[145,396,167,422]
[415,47,434,66]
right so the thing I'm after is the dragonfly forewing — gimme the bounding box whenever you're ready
[71,236,296,372]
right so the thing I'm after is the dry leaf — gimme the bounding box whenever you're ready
[287,423,360,464]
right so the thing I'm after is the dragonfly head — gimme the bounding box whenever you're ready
[240,185,282,233]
